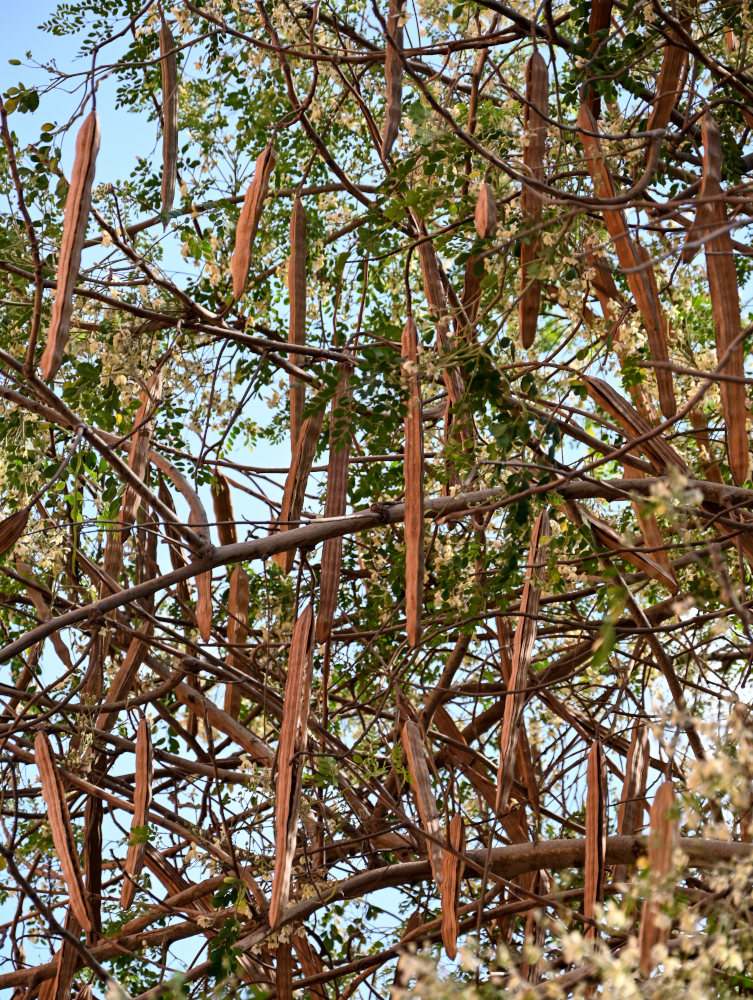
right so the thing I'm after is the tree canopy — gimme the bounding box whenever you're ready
[2,1,753,997]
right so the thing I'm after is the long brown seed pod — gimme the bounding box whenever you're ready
[474,182,497,239]
[440,814,465,959]
[95,626,151,733]
[121,718,154,908]
[272,409,325,574]
[519,52,548,349]
[102,372,163,590]
[316,365,352,644]
[569,501,678,592]
[578,105,676,418]
[230,143,276,300]
[583,742,606,939]
[288,192,307,449]
[699,113,748,486]
[496,509,549,813]
[382,0,405,158]
[223,563,250,719]
[402,317,424,647]
[586,0,613,117]
[211,471,238,547]
[269,604,315,928]
[402,720,444,888]
[613,719,649,884]
[39,909,81,1000]
[160,14,178,218]
[0,508,29,557]
[40,110,100,380]
[638,782,677,975]
[646,20,690,136]
[35,732,92,932]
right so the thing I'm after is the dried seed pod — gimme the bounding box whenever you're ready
[613,719,649,884]
[223,563,250,719]
[699,113,748,486]
[474,182,497,239]
[40,909,82,1000]
[211,471,238,547]
[584,742,606,939]
[578,105,676,418]
[96,628,150,733]
[269,604,315,927]
[35,732,92,932]
[275,942,293,1000]
[497,510,549,813]
[0,508,29,557]
[121,718,154,908]
[230,143,276,300]
[40,110,100,379]
[382,0,405,157]
[316,366,352,644]
[402,720,444,887]
[160,14,179,218]
[102,372,163,590]
[519,52,548,349]
[571,501,678,592]
[638,782,677,975]
[440,814,465,959]
[587,0,614,118]
[288,192,307,448]
[291,932,327,1000]
[585,375,687,473]
[646,22,690,136]
[402,316,424,647]
[272,410,325,574]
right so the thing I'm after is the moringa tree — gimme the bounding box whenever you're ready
[1,1,753,997]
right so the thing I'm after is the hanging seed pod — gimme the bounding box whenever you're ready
[496,510,549,813]
[638,782,677,975]
[159,14,179,218]
[96,628,150,733]
[571,502,678,592]
[382,0,405,157]
[230,143,276,300]
[578,105,676,418]
[614,719,649,884]
[35,733,92,932]
[40,909,82,1000]
[316,366,352,644]
[402,317,424,648]
[211,470,238,547]
[291,931,327,1000]
[402,720,444,888]
[586,1,613,117]
[288,192,307,449]
[269,604,315,928]
[646,19,690,136]
[272,410,325,574]
[40,110,100,380]
[474,182,497,239]
[584,742,606,939]
[440,814,465,960]
[103,372,163,589]
[0,508,29,557]
[699,113,748,486]
[223,563,250,719]
[121,718,154,908]
[519,52,549,349]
